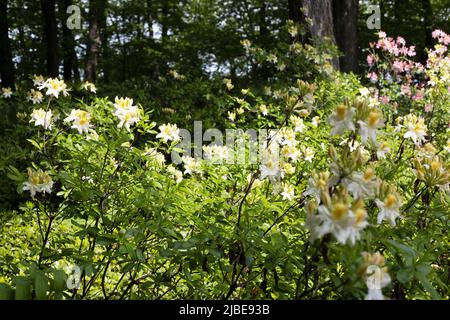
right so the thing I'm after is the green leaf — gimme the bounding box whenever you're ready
[52,270,67,292]
[14,277,31,300]
[26,139,43,151]
[34,272,49,300]
[0,284,15,300]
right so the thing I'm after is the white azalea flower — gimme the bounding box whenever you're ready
[314,203,360,245]
[64,109,92,134]
[39,78,69,98]
[27,89,44,104]
[182,156,202,175]
[81,81,97,93]
[358,111,384,145]
[281,183,295,201]
[403,116,427,146]
[30,108,54,130]
[114,96,135,111]
[365,267,391,300]
[377,141,391,159]
[33,74,45,87]
[167,166,183,183]
[2,87,13,98]
[281,145,301,162]
[328,104,355,136]
[311,116,320,127]
[117,108,140,132]
[304,172,330,203]
[22,168,54,198]
[156,123,180,142]
[303,147,315,162]
[259,104,268,116]
[260,155,280,181]
[375,194,402,226]
[291,115,306,133]
[228,111,236,122]
[346,168,377,198]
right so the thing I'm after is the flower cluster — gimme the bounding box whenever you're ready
[22,168,54,198]
[30,108,54,130]
[27,89,44,104]
[38,78,69,98]
[156,123,180,142]
[64,109,93,134]
[113,97,140,131]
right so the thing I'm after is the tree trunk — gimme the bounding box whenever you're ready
[293,0,339,68]
[41,0,59,77]
[259,2,268,41]
[301,0,335,41]
[333,0,359,73]
[288,0,310,43]
[421,0,433,59]
[85,0,106,82]
[60,0,78,81]
[161,1,169,43]
[147,0,154,39]
[0,0,15,87]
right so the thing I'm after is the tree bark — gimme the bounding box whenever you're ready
[0,0,15,87]
[41,0,59,77]
[333,0,359,73]
[85,0,106,82]
[301,0,335,41]
[292,0,339,69]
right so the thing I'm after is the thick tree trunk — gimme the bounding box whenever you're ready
[60,0,78,81]
[85,0,106,82]
[41,0,59,77]
[0,0,15,87]
[292,0,339,69]
[301,0,335,41]
[333,0,359,73]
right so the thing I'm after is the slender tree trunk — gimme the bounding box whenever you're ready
[41,0,59,77]
[147,0,154,39]
[259,2,268,41]
[333,0,359,73]
[85,0,106,82]
[394,0,402,25]
[0,0,15,87]
[161,1,169,43]
[422,0,433,59]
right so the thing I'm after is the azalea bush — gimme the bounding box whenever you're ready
[0,30,449,300]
